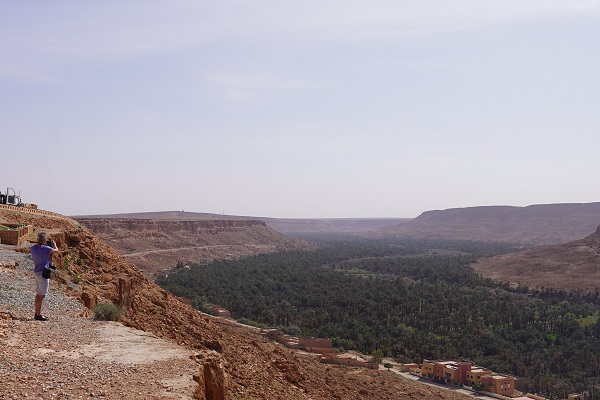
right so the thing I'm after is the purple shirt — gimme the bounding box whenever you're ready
[30,244,53,273]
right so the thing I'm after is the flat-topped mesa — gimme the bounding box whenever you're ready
[418,202,600,222]
[75,217,267,234]
[376,202,600,245]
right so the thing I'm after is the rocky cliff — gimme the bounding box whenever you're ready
[1,207,471,400]
[375,202,600,245]
[74,217,311,278]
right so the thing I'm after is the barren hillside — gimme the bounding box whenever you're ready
[375,202,600,245]
[1,206,471,400]
[74,217,312,278]
[472,225,600,292]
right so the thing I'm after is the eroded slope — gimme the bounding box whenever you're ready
[74,217,311,278]
[473,225,600,292]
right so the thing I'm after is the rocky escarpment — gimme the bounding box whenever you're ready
[375,202,600,245]
[74,218,312,278]
[73,211,409,234]
[76,218,270,235]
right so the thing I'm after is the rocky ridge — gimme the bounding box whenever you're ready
[1,207,470,400]
[375,202,600,245]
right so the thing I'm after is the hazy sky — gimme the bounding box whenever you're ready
[2,1,599,218]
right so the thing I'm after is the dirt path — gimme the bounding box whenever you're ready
[0,249,199,399]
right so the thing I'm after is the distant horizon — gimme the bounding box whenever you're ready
[69,209,413,220]
[66,199,600,220]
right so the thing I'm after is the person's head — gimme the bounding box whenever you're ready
[37,232,47,245]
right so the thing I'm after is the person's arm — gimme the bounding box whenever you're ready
[49,240,59,255]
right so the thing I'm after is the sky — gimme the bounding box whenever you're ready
[1,1,599,218]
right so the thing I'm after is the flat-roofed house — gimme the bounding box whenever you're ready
[483,374,515,396]
[421,360,435,378]
[466,367,492,386]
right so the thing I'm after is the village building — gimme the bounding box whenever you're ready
[259,328,380,369]
[320,352,379,370]
[260,328,335,354]
[420,359,516,396]
[482,374,514,396]
[204,303,231,318]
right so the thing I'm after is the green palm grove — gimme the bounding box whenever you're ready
[158,237,600,399]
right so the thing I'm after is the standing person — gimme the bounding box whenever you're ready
[30,232,58,321]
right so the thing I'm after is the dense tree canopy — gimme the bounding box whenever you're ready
[158,237,600,398]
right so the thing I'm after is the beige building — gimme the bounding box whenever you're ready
[421,359,515,396]
[465,367,492,386]
[320,353,379,369]
[421,359,435,378]
[483,374,515,396]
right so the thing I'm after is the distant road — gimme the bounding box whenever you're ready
[379,366,497,400]
[122,244,272,257]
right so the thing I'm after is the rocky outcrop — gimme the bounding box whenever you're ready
[0,260,17,269]
[193,351,229,400]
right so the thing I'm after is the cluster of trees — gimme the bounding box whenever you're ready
[158,237,600,398]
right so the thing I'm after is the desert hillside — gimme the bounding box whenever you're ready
[74,216,312,278]
[375,202,600,245]
[1,206,471,400]
[472,225,600,292]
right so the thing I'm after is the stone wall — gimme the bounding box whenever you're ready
[0,224,33,245]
